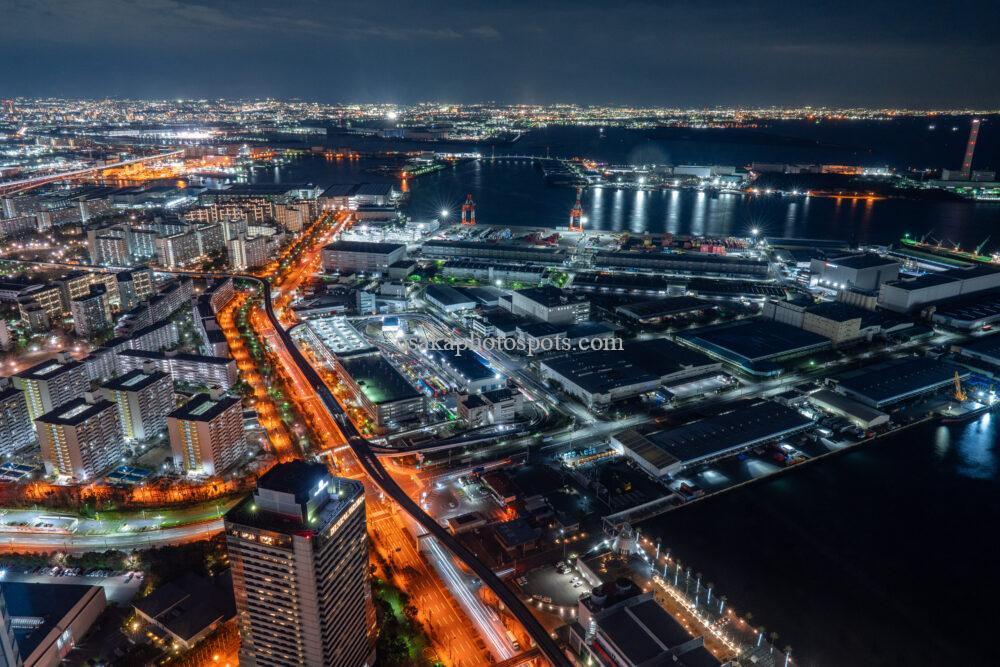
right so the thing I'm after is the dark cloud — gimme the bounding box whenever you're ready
[0,0,997,106]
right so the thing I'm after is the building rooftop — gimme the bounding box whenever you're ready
[225,465,364,536]
[834,358,967,406]
[824,253,899,270]
[426,284,477,308]
[36,397,115,426]
[805,301,868,322]
[16,358,84,381]
[101,368,170,392]
[956,334,1000,359]
[635,401,814,467]
[323,240,405,254]
[615,296,712,320]
[133,571,235,643]
[427,348,496,383]
[542,350,658,395]
[678,319,830,370]
[2,582,104,659]
[515,285,585,308]
[494,518,541,548]
[338,351,420,404]
[169,393,240,422]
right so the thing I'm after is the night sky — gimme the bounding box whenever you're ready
[2,0,998,107]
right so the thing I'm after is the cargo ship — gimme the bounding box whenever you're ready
[900,233,1000,265]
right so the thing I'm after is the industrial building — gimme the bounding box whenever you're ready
[3,582,107,667]
[540,338,720,407]
[457,387,525,427]
[952,336,1000,372]
[611,401,814,476]
[808,389,890,430]
[425,284,478,313]
[678,319,830,376]
[763,299,881,345]
[593,249,769,278]
[224,462,374,667]
[321,240,406,274]
[420,240,566,265]
[832,358,969,408]
[615,296,714,326]
[878,265,1000,313]
[424,347,503,394]
[334,349,426,428]
[930,289,1000,330]
[809,254,900,292]
[506,286,590,325]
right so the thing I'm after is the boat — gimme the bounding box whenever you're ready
[900,234,1000,265]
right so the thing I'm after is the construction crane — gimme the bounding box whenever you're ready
[460,193,476,226]
[954,371,968,402]
[976,237,991,256]
[568,187,584,232]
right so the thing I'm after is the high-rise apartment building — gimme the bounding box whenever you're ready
[167,391,246,476]
[224,462,374,667]
[13,356,90,422]
[36,392,125,480]
[0,586,21,667]
[70,285,112,338]
[0,379,34,455]
[100,367,174,442]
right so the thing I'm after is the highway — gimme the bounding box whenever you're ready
[246,275,572,666]
[0,149,186,195]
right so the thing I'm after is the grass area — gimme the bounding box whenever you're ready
[372,575,440,667]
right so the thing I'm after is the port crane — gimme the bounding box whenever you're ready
[460,193,476,225]
[568,187,584,232]
[954,371,968,402]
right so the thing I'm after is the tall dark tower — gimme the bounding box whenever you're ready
[961,118,981,179]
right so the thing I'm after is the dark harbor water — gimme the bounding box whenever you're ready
[264,134,1000,248]
[257,126,1000,666]
[638,417,1000,667]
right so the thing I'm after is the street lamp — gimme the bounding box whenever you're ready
[440,209,449,218]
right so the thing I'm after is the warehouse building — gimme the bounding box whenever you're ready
[611,401,815,476]
[763,299,882,345]
[540,338,720,407]
[678,319,830,376]
[832,358,968,409]
[615,296,714,326]
[930,289,1000,330]
[425,284,478,314]
[809,254,900,292]
[808,389,890,430]
[593,249,769,278]
[878,265,1000,313]
[952,336,1000,372]
[507,286,590,325]
[321,240,406,274]
[420,240,566,265]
